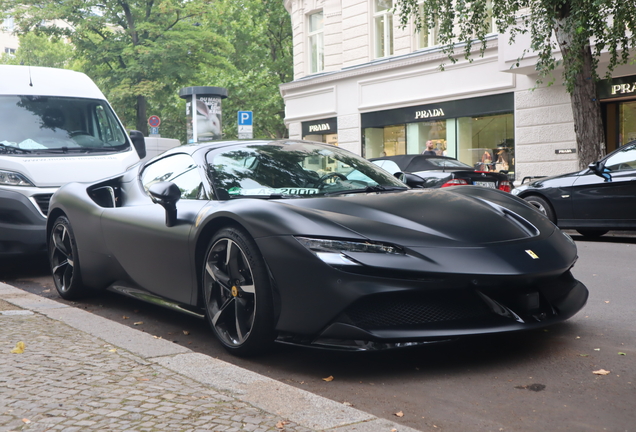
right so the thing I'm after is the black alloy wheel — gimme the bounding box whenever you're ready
[49,216,85,299]
[202,227,276,356]
[524,195,556,223]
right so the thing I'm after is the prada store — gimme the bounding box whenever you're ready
[599,74,636,153]
[362,93,515,178]
[302,117,338,146]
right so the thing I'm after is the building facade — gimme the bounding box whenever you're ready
[279,0,636,182]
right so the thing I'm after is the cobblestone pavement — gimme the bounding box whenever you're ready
[0,311,313,432]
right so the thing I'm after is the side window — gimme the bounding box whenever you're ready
[605,145,636,172]
[141,154,206,200]
[372,159,401,175]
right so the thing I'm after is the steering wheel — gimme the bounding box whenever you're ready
[317,172,347,188]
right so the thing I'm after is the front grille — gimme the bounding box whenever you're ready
[344,291,492,330]
[32,194,53,216]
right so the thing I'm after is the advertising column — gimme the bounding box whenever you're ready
[179,86,228,143]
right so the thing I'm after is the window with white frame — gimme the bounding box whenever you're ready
[4,48,16,55]
[373,0,393,59]
[2,17,14,31]
[484,0,496,34]
[416,2,439,49]
[308,11,324,74]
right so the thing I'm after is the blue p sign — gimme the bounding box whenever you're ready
[238,111,253,126]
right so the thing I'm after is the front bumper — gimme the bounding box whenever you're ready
[256,234,588,349]
[0,188,52,255]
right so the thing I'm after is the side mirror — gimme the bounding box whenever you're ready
[129,130,147,159]
[149,181,181,227]
[588,161,612,182]
[395,172,425,188]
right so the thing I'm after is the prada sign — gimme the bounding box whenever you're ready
[598,74,636,100]
[302,117,337,136]
[415,108,445,120]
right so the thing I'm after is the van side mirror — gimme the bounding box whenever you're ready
[129,130,147,159]
[149,181,180,227]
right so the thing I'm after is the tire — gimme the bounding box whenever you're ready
[576,229,609,238]
[524,195,556,223]
[49,216,86,300]
[202,227,276,356]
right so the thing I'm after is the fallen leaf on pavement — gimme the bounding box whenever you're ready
[391,429,398,432]
[10,341,25,354]
[579,354,589,357]
[604,301,610,304]
[322,376,334,382]
[343,401,353,406]
[22,418,30,424]
[395,411,404,417]
[133,321,143,325]
[593,369,611,375]
[109,349,117,353]
[183,330,190,335]
[618,352,626,356]
[122,316,129,319]
[276,420,289,429]
[594,348,600,351]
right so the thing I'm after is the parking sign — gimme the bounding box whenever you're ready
[238,111,253,139]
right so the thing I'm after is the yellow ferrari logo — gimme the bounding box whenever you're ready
[231,286,239,297]
[525,250,539,259]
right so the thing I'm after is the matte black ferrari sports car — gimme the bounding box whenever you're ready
[513,140,636,238]
[370,154,512,192]
[47,140,588,356]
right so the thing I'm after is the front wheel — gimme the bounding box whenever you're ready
[524,195,556,223]
[49,216,86,300]
[202,227,276,356]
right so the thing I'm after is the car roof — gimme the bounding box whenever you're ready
[161,139,337,157]
[369,154,467,172]
[0,65,106,99]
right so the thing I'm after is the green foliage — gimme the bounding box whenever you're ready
[395,0,636,91]
[201,0,293,140]
[1,0,232,135]
[0,33,75,68]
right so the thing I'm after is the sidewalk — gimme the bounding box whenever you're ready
[0,282,419,432]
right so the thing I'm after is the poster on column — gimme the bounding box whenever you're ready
[196,96,222,141]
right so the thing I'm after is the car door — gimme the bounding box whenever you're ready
[100,153,210,303]
[570,144,636,227]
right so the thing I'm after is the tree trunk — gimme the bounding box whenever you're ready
[136,95,148,136]
[554,16,606,169]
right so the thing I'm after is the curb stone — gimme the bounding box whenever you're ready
[0,282,422,432]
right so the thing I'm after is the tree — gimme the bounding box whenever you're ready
[1,0,230,135]
[0,32,75,68]
[395,0,636,168]
[200,0,293,139]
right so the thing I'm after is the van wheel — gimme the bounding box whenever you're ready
[49,216,86,300]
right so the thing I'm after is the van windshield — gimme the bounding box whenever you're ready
[0,95,130,155]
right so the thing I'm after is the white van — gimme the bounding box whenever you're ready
[0,65,146,255]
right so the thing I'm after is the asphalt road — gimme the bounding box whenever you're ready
[1,232,635,432]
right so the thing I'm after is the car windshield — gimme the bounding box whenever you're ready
[206,141,408,198]
[0,95,129,155]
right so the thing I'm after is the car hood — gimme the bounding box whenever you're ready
[265,188,553,247]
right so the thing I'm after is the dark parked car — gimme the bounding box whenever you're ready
[48,140,587,356]
[513,140,636,238]
[370,154,512,192]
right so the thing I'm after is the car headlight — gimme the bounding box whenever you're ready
[511,188,522,196]
[295,237,404,266]
[0,170,34,186]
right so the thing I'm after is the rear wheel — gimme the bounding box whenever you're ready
[524,195,556,223]
[576,229,609,238]
[202,227,276,356]
[49,216,86,300]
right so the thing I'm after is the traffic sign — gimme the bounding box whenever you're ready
[148,115,161,128]
[238,111,253,139]
[238,111,253,126]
